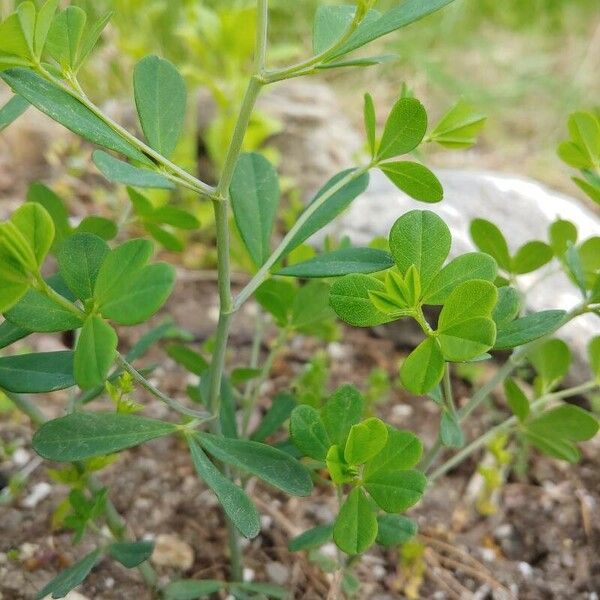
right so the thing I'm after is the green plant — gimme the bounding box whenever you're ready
[0,1,599,598]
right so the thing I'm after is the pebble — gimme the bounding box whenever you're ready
[22,482,52,508]
[320,543,338,558]
[260,515,273,530]
[266,561,290,585]
[327,342,347,360]
[392,404,414,419]
[243,567,255,582]
[479,547,496,562]
[494,524,513,539]
[11,448,30,467]
[151,534,194,570]
[517,561,533,578]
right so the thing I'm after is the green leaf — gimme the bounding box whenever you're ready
[149,206,199,230]
[10,202,55,267]
[423,252,497,304]
[1,69,148,163]
[133,55,187,158]
[75,11,112,71]
[93,150,174,189]
[589,337,600,381]
[291,281,334,333]
[46,6,87,70]
[0,95,28,132]
[318,54,397,70]
[549,219,577,256]
[344,417,388,466]
[283,170,369,254]
[0,319,30,349]
[333,488,378,555]
[364,469,427,512]
[277,247,393,278]
[470,219,512,272]
[330,273,394,327]
[33,412,178,461]
[34,549,101,600]
[252,393,297,442]
[27,183,71,250]
[326,444,356,484]
[376,514,418,547]
[377,98,427,160]
[93,239,153,306]
[34,0,59,58]
[364,427,422,478]
[108,541,154,569]
[438,317,496,362]
[289,523,334,552]
[364,93,377,157]
[380,161,443,203]
[290,405,331,462]
[188,437,260,539]
[255,279,296,327]
[333,0,458,58]
[166,344,208,376]
[230,152,280,267]
[313,5,355,54]
[196,433,312,496]
[428,99,486,149]
[440,409,464,448]
[321,385,364,447]
[0,351,74,393]
[0,13,32,60]
[438,280,498,329]
[99,262,175,325]
[574,176,600,205]
[494,310,566,350]
[504,378,529,422]
[163,580,225,600]
[492,286,521,327]
[58,233,109,300]
[74,315,117,389]
[512,241,553,275]
[389,210,451,289]
[529,338,571,391]
[76,216,118,240]
[558,111,600,169]
[399,337,444,395]
[230,583,288,599]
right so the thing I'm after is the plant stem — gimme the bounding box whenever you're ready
[443,363,456,415]
[428,380,598,482]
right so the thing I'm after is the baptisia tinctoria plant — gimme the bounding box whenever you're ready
[0,1,598,598]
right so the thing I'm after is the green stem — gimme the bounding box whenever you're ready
[428,380,598,483]
[233,166,369,310]
[443,363,456,415]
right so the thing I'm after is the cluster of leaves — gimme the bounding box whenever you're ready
[289,385,422,555]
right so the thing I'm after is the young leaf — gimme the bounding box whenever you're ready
[0,351,75,393]
[74,315,117,389]
[76,11,112,70]
[529,338,571,391]
[364,93,377,157]
[196,433,313,496]
[512,241,553,275]
[438,317,496,362]
[389,210,451,289]
[326,444,356,484]
[470,218,512,272]
[380,161,443,203]
[423,252,497,304]
[58,233,109,300]
[0,13,32,61]
[34,549,101,600]
[33,0,60,58]
[277,247,394,278]
[27,183,71,249]
[330,273,395,327]
[290,405,331,462]
[10,202,55,267]
[283,170,370,254]
[0,319,30,349]
[163,580,225,600]
[344,417,388,465]
[364,427,423,478]
[428,99,486,149]
[188,437,260,539]
[108,541,154,568]
[440,409,464,448]
[399,337,444,395]
[492,286,521,327]
[558,111,600,169]
[549,219,578,256]
[376,514,418,547]
[33,412,179,461]
[230,152,280,267]
[438,280,498,329]
[251,393,297,442]
[377,97,427,160]
[46,6,87,70]
[494,310,566,350]
[313,5,356,54]
[133,55,187,158]
[321,385,364,447]
[93,150,174,189]
[0,95,29,132]
[504,378,529,422]
[333,488,378,555]
[364,469,427,512]
[289,523,334,552]
[1,69,148,163]
[76,216,118,241]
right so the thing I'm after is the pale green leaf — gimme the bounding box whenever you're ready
[381,161,443,203]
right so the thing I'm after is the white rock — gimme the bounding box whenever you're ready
[12,448,30,467]
[517,561,533,578]
[151,534,194,570]
[266,561,290,585]
[243,567,255,582]
[42,592,90,600]
[22,482,52,508]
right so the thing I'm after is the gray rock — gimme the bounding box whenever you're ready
[316,169,600,380]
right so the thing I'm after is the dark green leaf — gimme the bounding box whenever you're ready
[1,69,148,163]
[528,405,598,442]
[291,281,334,332]
[188,437,260,539]
[166,344,208,376]
[290,405,331,461]
[380,161,443,203]
[399,337,444,395]
[364,427,423,478]
[321,384,364,447]
[277,247,394,278]
[313,5,355,54]
[133,55,187,158]
[344,417,388,465]
[74,315,117,389]
[364,469,427,512]
[333,488,378,555]
[33,412,178,461]
[0,351,74,393]
[364,93,377,157]
[163,580,225,600]
[376,514,418,547]
[252,393,297,442]
[377,98,427,160]
[288,523,334,552]
[494,310,566,350]
[0,94,28,132]
[0,319,30,349]
[46,6,87,70]
[196,433,312,496]
[93,150,174,189]
[108,541,154,568]
[255,279,296,327]
[492,286,521,327]
[504,378,529,422]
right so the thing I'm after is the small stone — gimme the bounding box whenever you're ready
[494,524,513,539]
[12,448,30,466]
[392,404,414,419]
[19,543,38,560]
[266,561,290,585]
[320,543,338,558]
[372,564,386,580]
[105,577,115,589]
[22,482,52,508]
[151,534,194,570]
[327,342,347,360]
[243,567,255,582]
[479,547,496,562]
[517,561,533,578]
[260,515,273,530]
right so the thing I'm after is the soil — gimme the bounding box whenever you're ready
[1,279,599,600]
